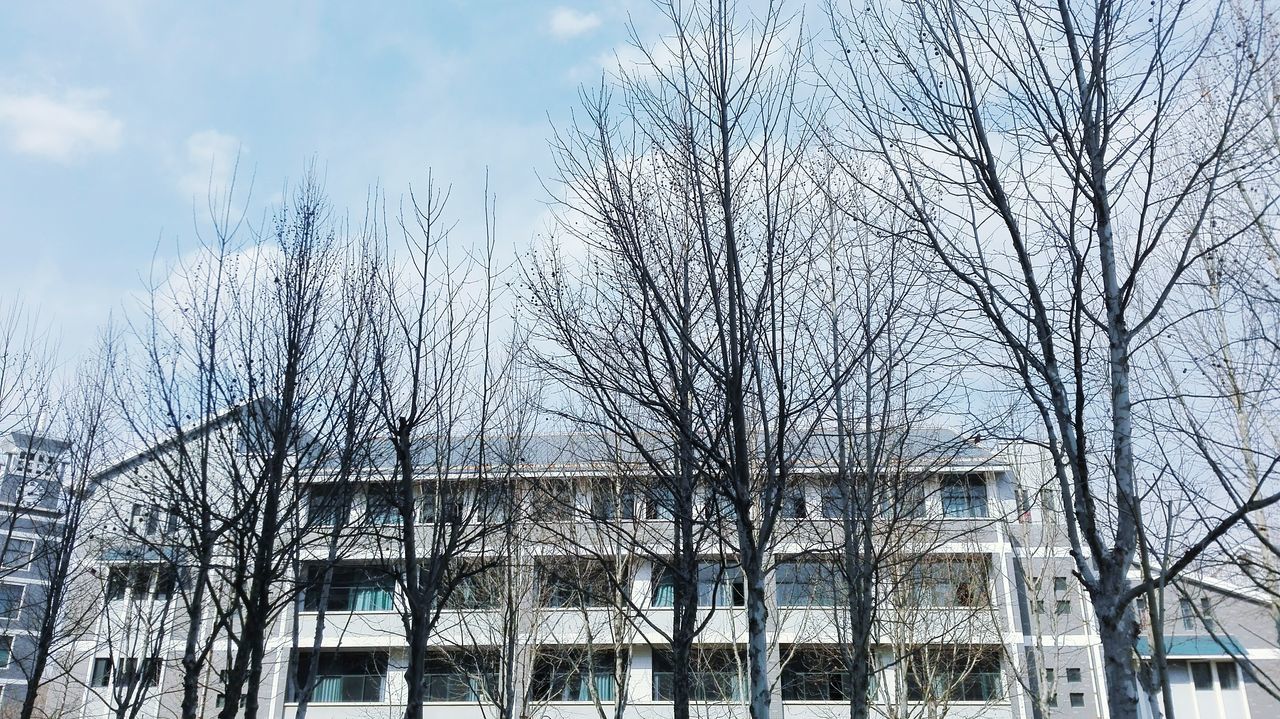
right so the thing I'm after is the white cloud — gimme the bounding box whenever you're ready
[178,130,245,198]
[548,6,601,39]
[0,89,122,162]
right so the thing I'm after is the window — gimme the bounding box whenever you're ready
[907,557,990,607]
[308,487,350,526]
[0,584,22,618]
[591,481,637,521]
[1039,487,1057,512]
[820,482,849,519]
[115,657,160,688]
[540,479,575,520]
[905,647,1002,702]
[130,504,176,537]
[474,483,511,523]
[701,487,735,520]
[294,651,387,703]
[90,658,112,687]
[1055,599,1070,615]
[652,650,743,702]
[443,564,500,610]
[645,486,676,521]
[420,484,462,524]
[1066,668,1081,683]
[881,480,927,519]
[364,485,400,526]
[1200,597,1215,631]
[531,651,617,702]
[0,636,11,667]
[106,567,128,601]
[302,565,394,612]
[1070,692,1085,707]
[780,485,806,519]
[652,562,745,608]
[776,559,839,607]
[1044,669,1054,683]
[1053,576,1068,593]
[154,566,179,600]
[941,476,988,518]
[129,567,154,600]
[421,653,495,702]
[0,539,33,569]
[1034,600,1045,614]
[1180,597,1196,631]
[1217,662,1238,690]
[782,648,861,701]
[538,559,612,608]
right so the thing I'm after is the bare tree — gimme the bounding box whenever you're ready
[824,0,1280,715]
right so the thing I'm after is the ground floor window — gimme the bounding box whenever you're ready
[782,647,873,701]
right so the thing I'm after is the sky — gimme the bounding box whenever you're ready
[0,1,654,361]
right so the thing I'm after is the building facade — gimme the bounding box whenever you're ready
[38,425,1280,719]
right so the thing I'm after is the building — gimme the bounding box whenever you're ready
[0,430,70,713]
[40,421,1280,719]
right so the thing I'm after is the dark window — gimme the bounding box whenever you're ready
[780,485,806,519]
[421,653,496,702]
[474,483,511,523]
[591,481,637,521]
[129,567,154,600]
[1218,663,1238,690]
[538,559,612,608]
[1066,668,1081,683]
[905,647,1002,702]
[308,487,350,526]
[420,484,462,524]
[782,648,860,701]
[302,566,394,612]
[91,658,112,687]
[0,636,11,667]
[1192,662,1213,690]
[0,539,33,569]
[652,650,742,702]
[1055,599,1071,615]
[820,482,849,519]
[154,566,179,600]
[106,567,128,601]
[294,651,387,703]
[1053,576,1068,593]
[941,476,988,518]
[0,584,23,618]
[1200,598,1215,630]
[645,486,676,521]
[653,563,745,608]
[1069,692,1085,707]
[776,560,839,607]
[443,564,501,610]
[531,651,617,701]
[364,485,400,526]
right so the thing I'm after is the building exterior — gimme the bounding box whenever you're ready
[0,430,70,714]
[36,422,1280,719]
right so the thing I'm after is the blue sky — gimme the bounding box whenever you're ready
[0,1,650,358]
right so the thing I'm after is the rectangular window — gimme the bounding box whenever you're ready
[1055,599,1070,615]
[364,485,400,526]
[0,636,11,667]
[0,539,33,569]
[590,480,637,521]
[473,483,511,523]
[1070,692,1085,707]
[907,556,990,607]
[780,485,806,519]
[1200,598,1215,630]
[129,567,154,600]
[107,566,128,601]
[652,562,745,608]
[1180,597,1196,631]
[905,647,1002,702]
[421,653,495,702]
[941,476,988,518]
[308,487,350,526]
[538,559,612,608]
[531,651,617,702]
[645,486,676,521]
[154,566,179,600]
[820,482,849,519]
[652,649,743,702]
[0,584,23,618]
[420,484,462,524]
[91,658,112,687]
[776,559,839,607]
[302,565,394,612]
[443,563,501,610]
[294,651,388,703]
[1066,668,1081,683]
[1053,576,1068,593]
[782,647,860,701]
